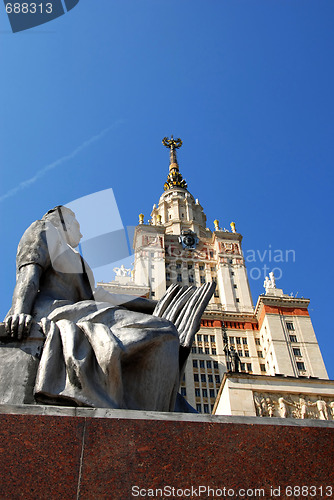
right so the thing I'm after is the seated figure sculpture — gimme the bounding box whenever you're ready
[3,206,214,412]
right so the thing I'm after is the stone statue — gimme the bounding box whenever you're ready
[269,271,276,288]
[2,206,215,411]
[113,264,131,277]
[229,345,241,373]
[266,397,275,417]
[278,397,289,418]
[263,276,271,293]
[329,401,334,418]
[309,398,329,420]
[264,271,277,294]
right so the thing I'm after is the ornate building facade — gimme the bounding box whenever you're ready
[100,137,331,419]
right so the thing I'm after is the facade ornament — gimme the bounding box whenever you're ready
[139,213,144,225]
[214,219,220,231]
[230,221,236,233]
[162,136,188,191]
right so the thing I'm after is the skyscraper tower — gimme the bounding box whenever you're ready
[122,137,329,413]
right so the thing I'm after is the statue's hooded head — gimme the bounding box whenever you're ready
[42,206,82,248]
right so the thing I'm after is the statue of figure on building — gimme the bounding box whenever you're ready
[229,345,241,373]
[278,397,290,418]
[266,397,275,417]
[264,272,277,294]
[298,396,308,419]
[113,264,131,277]
[2,206,215,412]
[308,398,329,420]
[254,394,263,417]
[328,401,334,419]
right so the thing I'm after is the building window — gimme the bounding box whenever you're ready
[205,348,210,354]
[210,335,215,342]
[289,335,297,343]
[236,298,240,303]
[255,339,261,345]
[177,274,182,282]
[176,263,182,269]
[195,389,200,397]
[236,337,241,344]
[200,276,206,284]
[293,348,301,356]
[212,276,217,283]
[209,251,214,258]
[194,374,199,382]
[238,350,243,357]
[297,362,305,371]
[229,337,235,344]
[191,347,197,353]
[234,284,237,288]
[202,389,208,398]
[213,361,219,369]
[204,335,208,342]
[260,364,266,372]
[244,351,250,357]
[199,360,205,368]
[203,404,210,414]
[208,375,213,383]
[214,290,219,298]
[151,292,155,297]
[211,266,216,272]
[189,275,194,283]
[151,278,155,282]
[188,264,193,269]
[193,360,198,368]
[196,404,202,412]
[286,322,295,331]
[258,351,263,358]
[181,387,186,397]
[240,363,245,371]
[242,338,248,345]
[247,363,252,372]
[197,334,202,341]
[209,389,215,398]
[199,265,205,271]
[206,361,212,369]
[231,271,234,276]
[212,348,217,355]
[215,375,220,384]
[229,259,233,264]
[201,374,206,383]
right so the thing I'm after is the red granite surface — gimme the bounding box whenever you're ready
[0,413,333,499]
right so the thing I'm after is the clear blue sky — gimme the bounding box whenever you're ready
[0,0,333,377]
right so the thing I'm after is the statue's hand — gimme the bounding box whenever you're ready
[4,313,33,340]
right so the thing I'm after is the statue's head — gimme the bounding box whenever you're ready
[43,206,82,248]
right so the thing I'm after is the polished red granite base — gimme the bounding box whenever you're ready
[0,409,333,499]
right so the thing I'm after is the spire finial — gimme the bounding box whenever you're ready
[162,136,187,191]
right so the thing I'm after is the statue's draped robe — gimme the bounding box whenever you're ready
[15,220,180,411]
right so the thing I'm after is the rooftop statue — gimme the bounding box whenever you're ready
[2,206,214,411]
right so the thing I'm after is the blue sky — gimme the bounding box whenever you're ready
[0,0,333,377]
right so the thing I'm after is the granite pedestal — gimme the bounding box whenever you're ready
[0,405,333,499]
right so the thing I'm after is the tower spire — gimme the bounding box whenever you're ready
[162,135,187,191]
